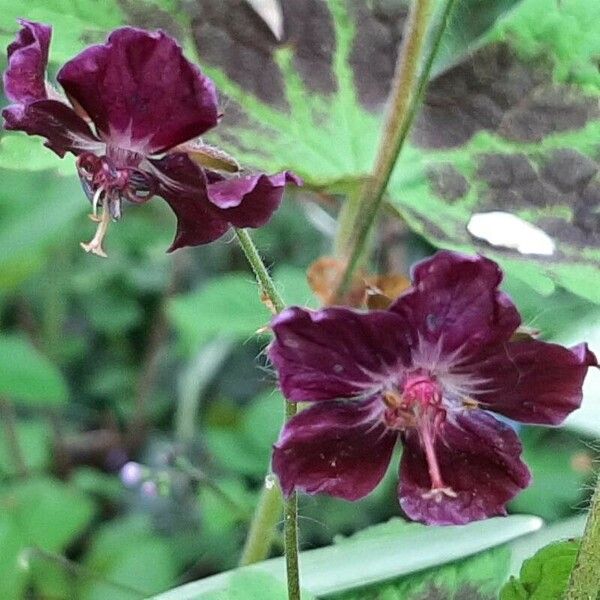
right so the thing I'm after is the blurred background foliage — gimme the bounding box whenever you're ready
[0,0,598,598]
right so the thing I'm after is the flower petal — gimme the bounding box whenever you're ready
[273,398,396,500]
[4,19,51,104]
[269,306,413,402]
[149,153,230,250]
[57,27,219,154]
[399,410,530,525]
[391,251,520,359]
[206,171,301,228]
[470,341,597,425]
[3,99,101,157]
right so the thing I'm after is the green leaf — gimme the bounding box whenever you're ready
[192,0,600,302]
[78,515,178,600]
[0,170,84,289]
[150,515,542,599]
[168,268,308,352]
[0,476,96,599]
[0,335,68,406]
[500,540,579,600]
[0,420,50,477]
[509,428,593,521]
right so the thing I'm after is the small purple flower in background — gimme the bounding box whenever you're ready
[2,20,299,256]
[270,251,597,525]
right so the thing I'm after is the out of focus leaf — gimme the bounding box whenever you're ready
[0,335,68,406]
[0,420,50,476]
[509,428,593,521]
[0,476,96,599]
[79,515,178,600]
[500,540,579,600]
[168,268,309,352]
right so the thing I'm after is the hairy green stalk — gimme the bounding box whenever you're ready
[234,228,300,599]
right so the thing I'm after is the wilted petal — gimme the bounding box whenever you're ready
[150,153,230,250]
[4,19,51,104]
[3,99,100,157]
[57,27,219,154]
[270,306,412,402]
[470,341,597,425]
[399,410,530,525]
[391,251,520,359]
[206,171,301,228]
[273,398,396,500]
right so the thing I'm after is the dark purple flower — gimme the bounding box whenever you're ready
[2,20,300,256]
[270,251,597,525]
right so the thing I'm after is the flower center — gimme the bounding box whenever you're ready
[382,371,456,498]
[76,151,156,257]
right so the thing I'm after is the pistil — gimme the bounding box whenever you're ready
[80,202,111,257]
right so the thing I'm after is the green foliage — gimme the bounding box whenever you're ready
[193,0,600,302]
[0,476,96,598]
[509,428,594,521]
[0,420,49,476]
[168,267,312,353]
[500,540,580,599]
[78,515,179,600]
[0,334,68,406]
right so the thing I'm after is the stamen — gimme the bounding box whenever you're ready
[92,187,104,218]
[80,203,111,258]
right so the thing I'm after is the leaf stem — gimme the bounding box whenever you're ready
[335,0,449,300]
[565,468,600,599]
[234,228,300,599]
[240,474,282,565]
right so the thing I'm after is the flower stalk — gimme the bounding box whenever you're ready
[565,468,600,599]
[234,227,300,599]
[335,0,451,300]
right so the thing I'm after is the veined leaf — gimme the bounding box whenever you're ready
[186,0,600,302]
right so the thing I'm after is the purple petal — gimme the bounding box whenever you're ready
[399,410,531,525]
[206,171,302,228]
[391,251,521,359]
[149,153,230,250]
[269,306,413,402]
[57,27,219,154]
[3,99,100,157]
[469,341,597,425]
[273,398,396,500]
[4,19,51,104]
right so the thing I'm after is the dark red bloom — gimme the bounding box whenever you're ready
[270,252,597,525]
[2,20,299,255]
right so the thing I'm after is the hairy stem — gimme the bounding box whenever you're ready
[335,0,446,299]
[565,469,600,599]
[234,228,300,598]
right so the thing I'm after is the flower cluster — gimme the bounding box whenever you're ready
[269,252,597,525]
[2,20,299,256]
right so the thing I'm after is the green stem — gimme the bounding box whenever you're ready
[334,186,363,258]
[234,228,300,598]
[240,474,282,565]
[565,469,600,599]
[234,228,285,313]
[335,0,448,299]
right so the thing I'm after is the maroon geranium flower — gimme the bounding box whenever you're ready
[2,20,300,256]
[269,251,597,525]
